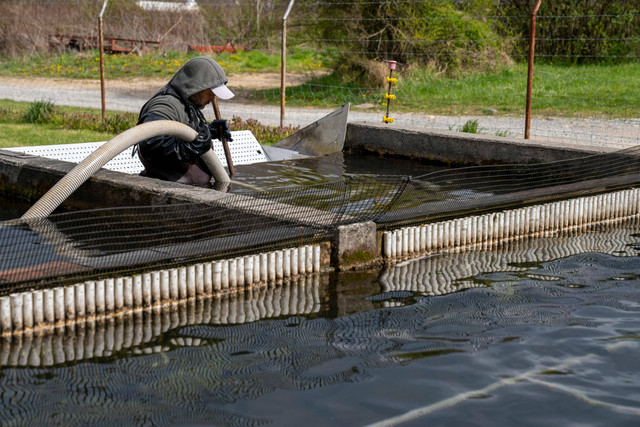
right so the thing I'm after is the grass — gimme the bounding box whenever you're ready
[392,62,640,118]
[0,123,114,148]
[0,49,334,80]
[0,100,135,147]
[1,51,639,130]
[252,61,640,119]
[460,119,479,133]
[0,99,299,148]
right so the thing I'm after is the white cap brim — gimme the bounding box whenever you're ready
[211,84,234,100]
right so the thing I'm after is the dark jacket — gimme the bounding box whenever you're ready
[136,57,228,185]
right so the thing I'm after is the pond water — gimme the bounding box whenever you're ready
[0,153,449,221]
[1,220,639,426]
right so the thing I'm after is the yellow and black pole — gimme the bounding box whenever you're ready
[383,60,397,124]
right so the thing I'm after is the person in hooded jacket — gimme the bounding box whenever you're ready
[136,56,235,187]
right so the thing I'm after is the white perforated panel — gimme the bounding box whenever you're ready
[5,130,268,174]
[212,130,268,166]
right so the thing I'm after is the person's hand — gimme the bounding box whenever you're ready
[193,124,212,146]
[209,119,233,142]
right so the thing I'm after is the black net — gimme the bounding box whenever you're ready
[2,145,640,291]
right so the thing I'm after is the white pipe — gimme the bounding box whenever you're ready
[65,285,76,321]
[245,256,254,285]
[33,290,44,327]
[177,267,187,298]
[237,258,245,287]
[204,263,213,295]
[21,120,229,219]
[195,264,204,296]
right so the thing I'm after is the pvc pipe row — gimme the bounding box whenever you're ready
[379,219,639,297]
[0,274,323,367]
[1,245,322,336]
[383,188,640,260]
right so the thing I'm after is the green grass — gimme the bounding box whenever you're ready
[460,119,479,133]
[0,49,334,79]
[392,62,640,118]
[0,123,114,148]
[0,99,299,147]
[1,52,639,121]
[0,100,136,147]
[252,61,640,119]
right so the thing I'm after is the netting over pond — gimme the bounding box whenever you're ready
[2,145,640,291]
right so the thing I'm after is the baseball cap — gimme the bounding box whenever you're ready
[211,84,234,100]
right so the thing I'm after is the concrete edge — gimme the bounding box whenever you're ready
[345,122,613,166]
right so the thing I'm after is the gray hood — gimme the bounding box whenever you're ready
[169,56,228,100]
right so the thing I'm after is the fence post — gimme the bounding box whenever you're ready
[98,0,108,121]
[280,0,295,128]
[525,0,543,139]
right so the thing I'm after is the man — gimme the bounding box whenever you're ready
[136,56,234,186]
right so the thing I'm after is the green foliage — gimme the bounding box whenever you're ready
[393,1,508,72]
[461,120,479,133]
[23,100,56,124]
[316,0,509,74]
[229,116,300,146]
[499,0,640,63]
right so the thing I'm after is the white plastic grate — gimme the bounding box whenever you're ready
[5,130,267,174]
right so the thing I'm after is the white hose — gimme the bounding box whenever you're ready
[21,120,230,219]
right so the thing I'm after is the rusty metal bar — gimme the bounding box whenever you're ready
[280,0,295,128]
[525,0,543,140]
[98,0,108,121]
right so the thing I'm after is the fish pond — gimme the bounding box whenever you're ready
[1,219,639,426]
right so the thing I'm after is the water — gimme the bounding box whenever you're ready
[228,152,447,193]
[0,153,448,221]
[1,221,639,425]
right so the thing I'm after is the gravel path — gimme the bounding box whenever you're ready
[1,76,638,150]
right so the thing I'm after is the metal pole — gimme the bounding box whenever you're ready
[280,0,295,128]
[98,0,108,121]
[384,61,396,123]
[525,0,543,139]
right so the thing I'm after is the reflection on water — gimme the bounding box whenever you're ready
[0,153,448,221]
[1,221,640,425]
[229,152,447,193]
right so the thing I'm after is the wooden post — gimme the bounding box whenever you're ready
[212,98,235,177]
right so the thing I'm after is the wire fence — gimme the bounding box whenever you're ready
[0,0,639,148]
[3,143,640,290]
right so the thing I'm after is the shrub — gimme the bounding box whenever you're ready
[23,100,56,124]
[499,0,640,63]
[229,116,300,146]
[461,119,478,133]
[317,0,510,74]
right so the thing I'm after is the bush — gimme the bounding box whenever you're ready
[229,116,299,146]
[316,0,510,74]
[23,100,55,124]
[499,0,640,63]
